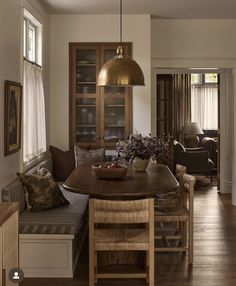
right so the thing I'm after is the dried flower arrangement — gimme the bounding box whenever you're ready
[116,133,173,167]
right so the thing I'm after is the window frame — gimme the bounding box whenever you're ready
[191,73,218,86]
[24,17,38,64]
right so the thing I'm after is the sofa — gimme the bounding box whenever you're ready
[0,156,88,278]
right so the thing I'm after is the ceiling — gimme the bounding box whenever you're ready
[41,0,236,19]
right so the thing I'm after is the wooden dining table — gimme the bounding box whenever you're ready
[63,162,179,199]
[63,162,179,268]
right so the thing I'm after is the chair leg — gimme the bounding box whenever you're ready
[188,220,193,264]
[89,248,94,286]
[95,251,98,283]
[148,250,154,286]
[146,251,149,283]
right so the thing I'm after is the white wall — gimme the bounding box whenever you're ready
[151,19,236,68]
[50,15,151,149]
[151,19,236,200]
[0,0,22,187]
[0,0,50,189]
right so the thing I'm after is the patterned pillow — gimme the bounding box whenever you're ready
[74,146,105,167]
[17,168,69,212]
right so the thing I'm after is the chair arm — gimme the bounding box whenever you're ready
[185,147,204,152]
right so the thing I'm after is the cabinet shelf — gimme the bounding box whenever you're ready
[76,63,96,67]
[106,105,125,107]
[77,125,96,127]
[77,82,96,85]
[105,125,125,128]
[76,105,96,107]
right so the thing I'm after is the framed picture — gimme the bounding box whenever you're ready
[4,80,22,156]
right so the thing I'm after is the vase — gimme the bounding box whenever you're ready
[132,157,149,171]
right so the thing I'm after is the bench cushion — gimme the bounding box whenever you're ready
[20,186,88,235]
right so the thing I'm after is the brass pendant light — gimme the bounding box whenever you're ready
[97,0,145,86]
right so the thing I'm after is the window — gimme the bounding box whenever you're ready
[191,73,218,85]
[23,10,42,65]
[191,73,218,130]
[23,11,46,163]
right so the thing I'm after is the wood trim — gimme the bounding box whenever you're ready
[2,269,6,286]
[0,203,19,226]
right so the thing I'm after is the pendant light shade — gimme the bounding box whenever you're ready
[97,0,145,87]
[97,46,145,86]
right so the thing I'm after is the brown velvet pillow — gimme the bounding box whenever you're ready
[49,146,75,181]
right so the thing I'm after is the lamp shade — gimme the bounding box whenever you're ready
[97,46,145,86]
[182,122,204,135]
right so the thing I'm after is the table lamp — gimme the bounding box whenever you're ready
[182,122,204,148]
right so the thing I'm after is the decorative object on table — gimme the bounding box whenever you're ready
[97,0,145,86]
[182,122,204,148]
[4,80,22,156]
[116,133,173,171]
[92,162,128,179]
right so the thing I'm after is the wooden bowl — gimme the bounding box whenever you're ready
[92,163,128,179]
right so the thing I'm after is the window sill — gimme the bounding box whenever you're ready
[23,152,48,173]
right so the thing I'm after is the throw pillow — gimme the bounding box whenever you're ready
[49,145,75,181]
[17,168,69,212]
[74,145,105,167]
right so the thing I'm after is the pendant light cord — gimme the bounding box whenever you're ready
[120,0,123,46]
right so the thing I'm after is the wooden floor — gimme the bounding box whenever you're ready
[21,183,236,286]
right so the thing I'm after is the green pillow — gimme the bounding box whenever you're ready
[17,168,69,212]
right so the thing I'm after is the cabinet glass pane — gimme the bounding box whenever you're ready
[76,97,96,142]
[76,50,96,94]
[76,127,96,142]
[104,127,125,141]
[104,97,125,141]
[76,49,96,64]
[104,49,116,62]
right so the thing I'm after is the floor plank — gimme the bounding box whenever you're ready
[21,185,236,286]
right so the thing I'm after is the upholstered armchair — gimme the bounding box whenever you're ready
[202,137,218,169]
[173,140,214,180]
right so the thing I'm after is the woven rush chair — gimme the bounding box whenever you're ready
[154,170,196,264]
[154,164,186,252]
[89,198,154,286]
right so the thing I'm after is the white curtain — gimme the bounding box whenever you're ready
[191,85,218,130]
[23,60,46,162]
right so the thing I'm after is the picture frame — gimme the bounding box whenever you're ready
[4,80,22,156]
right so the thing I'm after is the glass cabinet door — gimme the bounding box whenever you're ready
[73,46,100,144]
[156,74,173,136]
[104,96,126,141]
[101,45,131,142]
[76,49,97,94]
[76,97,97,143]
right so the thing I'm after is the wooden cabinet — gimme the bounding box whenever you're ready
[156,74,173,136]
[0,203,19,286]
[69,43,132,148]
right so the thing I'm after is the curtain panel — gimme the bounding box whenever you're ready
[191,85,218,130]
[23,60,46,163]
[173,74,191,141]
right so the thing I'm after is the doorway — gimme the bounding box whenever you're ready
[152,68,232,195]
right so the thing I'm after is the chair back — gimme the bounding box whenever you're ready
[90,198,153,224]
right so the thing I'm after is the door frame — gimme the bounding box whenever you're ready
[151,68,233,198]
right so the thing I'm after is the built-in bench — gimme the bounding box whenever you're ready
[0,157,88,278]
